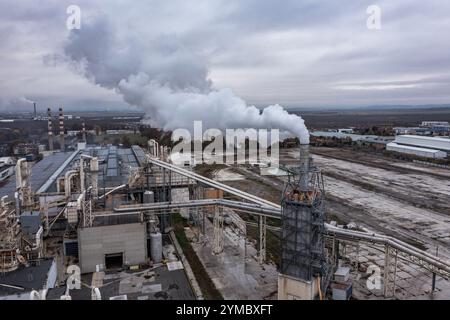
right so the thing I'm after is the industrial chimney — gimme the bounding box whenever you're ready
[299,143,310,190]
[82,122,86,142]
[47,108,54,151]
[59,107,65,152]
[33,102,37,120]
[278,141,328,300]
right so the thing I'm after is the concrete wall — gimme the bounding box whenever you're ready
[78,223,147,274]
[277,274,319,300]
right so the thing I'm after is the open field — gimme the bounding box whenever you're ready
[295,107,450,129]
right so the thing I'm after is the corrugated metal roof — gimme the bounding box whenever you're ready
[387,142,444,153]
[0,152,74,199]
[0,145,147,198]
[396,135,450,151]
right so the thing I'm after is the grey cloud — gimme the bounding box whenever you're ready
[1,0,450,112]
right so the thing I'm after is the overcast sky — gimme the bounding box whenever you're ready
[1,0,450,112]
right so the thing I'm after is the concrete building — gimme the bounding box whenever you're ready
[78,219,147,273]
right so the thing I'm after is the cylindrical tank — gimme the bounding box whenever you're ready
[150,232,162,263]
[143,191,154,204]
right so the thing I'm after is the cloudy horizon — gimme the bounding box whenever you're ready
[1,0,450,112]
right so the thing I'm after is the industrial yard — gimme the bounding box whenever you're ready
[2,107,450,301]
[191,146,450,300]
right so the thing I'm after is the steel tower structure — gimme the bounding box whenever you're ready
[278,144,329,299]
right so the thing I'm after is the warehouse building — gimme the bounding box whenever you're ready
[386,142,447,159]
[386,135,450,159]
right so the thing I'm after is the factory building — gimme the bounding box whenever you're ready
[386,142,447,159]
[0,142,194,300]
[421,121,449,127]
[394,121,450,136]
[78,219,147,273]
[393,127,431,136]
[386,135,450,158]
[420,121,450,132]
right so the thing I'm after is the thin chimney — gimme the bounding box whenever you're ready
[47,108,53,151]
[33,102,37,119]
[82,122,86,142]
[59,107,65,151]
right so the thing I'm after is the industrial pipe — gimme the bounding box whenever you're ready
[15,158,26,188]
[148,139,159,157]
[79,155,99,198]
[64,170,79,198]
[1,195,8,206]
[113,199,281,218]
[113,198,450,277]
[325,226,450,276]
[14,191,20,215]
[25,226,43,253]
[147,157,280,209]
[91,287,101,300]
[98,184,127,200]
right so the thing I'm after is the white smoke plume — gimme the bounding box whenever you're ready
[0,96,34,111]
[63,18,310,143]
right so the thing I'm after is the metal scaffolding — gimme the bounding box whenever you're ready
[280,145,329,289]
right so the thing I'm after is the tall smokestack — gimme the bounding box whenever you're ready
[47,108,54,151]
[82,121,86,142]
[33,102,37,119]
[59,107,65,152]
[299,143,310,190]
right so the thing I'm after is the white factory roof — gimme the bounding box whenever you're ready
[395,135,450,151]
[387,142,444,154]
[399,135,450,143]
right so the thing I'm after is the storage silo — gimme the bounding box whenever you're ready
[150,232,162,263]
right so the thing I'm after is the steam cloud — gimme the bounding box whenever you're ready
[0,96,34,111]
[63,18,310,143]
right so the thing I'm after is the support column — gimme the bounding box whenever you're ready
[259,215,267,264]
[44,202,49,236]
[384,245,398,298]
[213,205,224,254]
